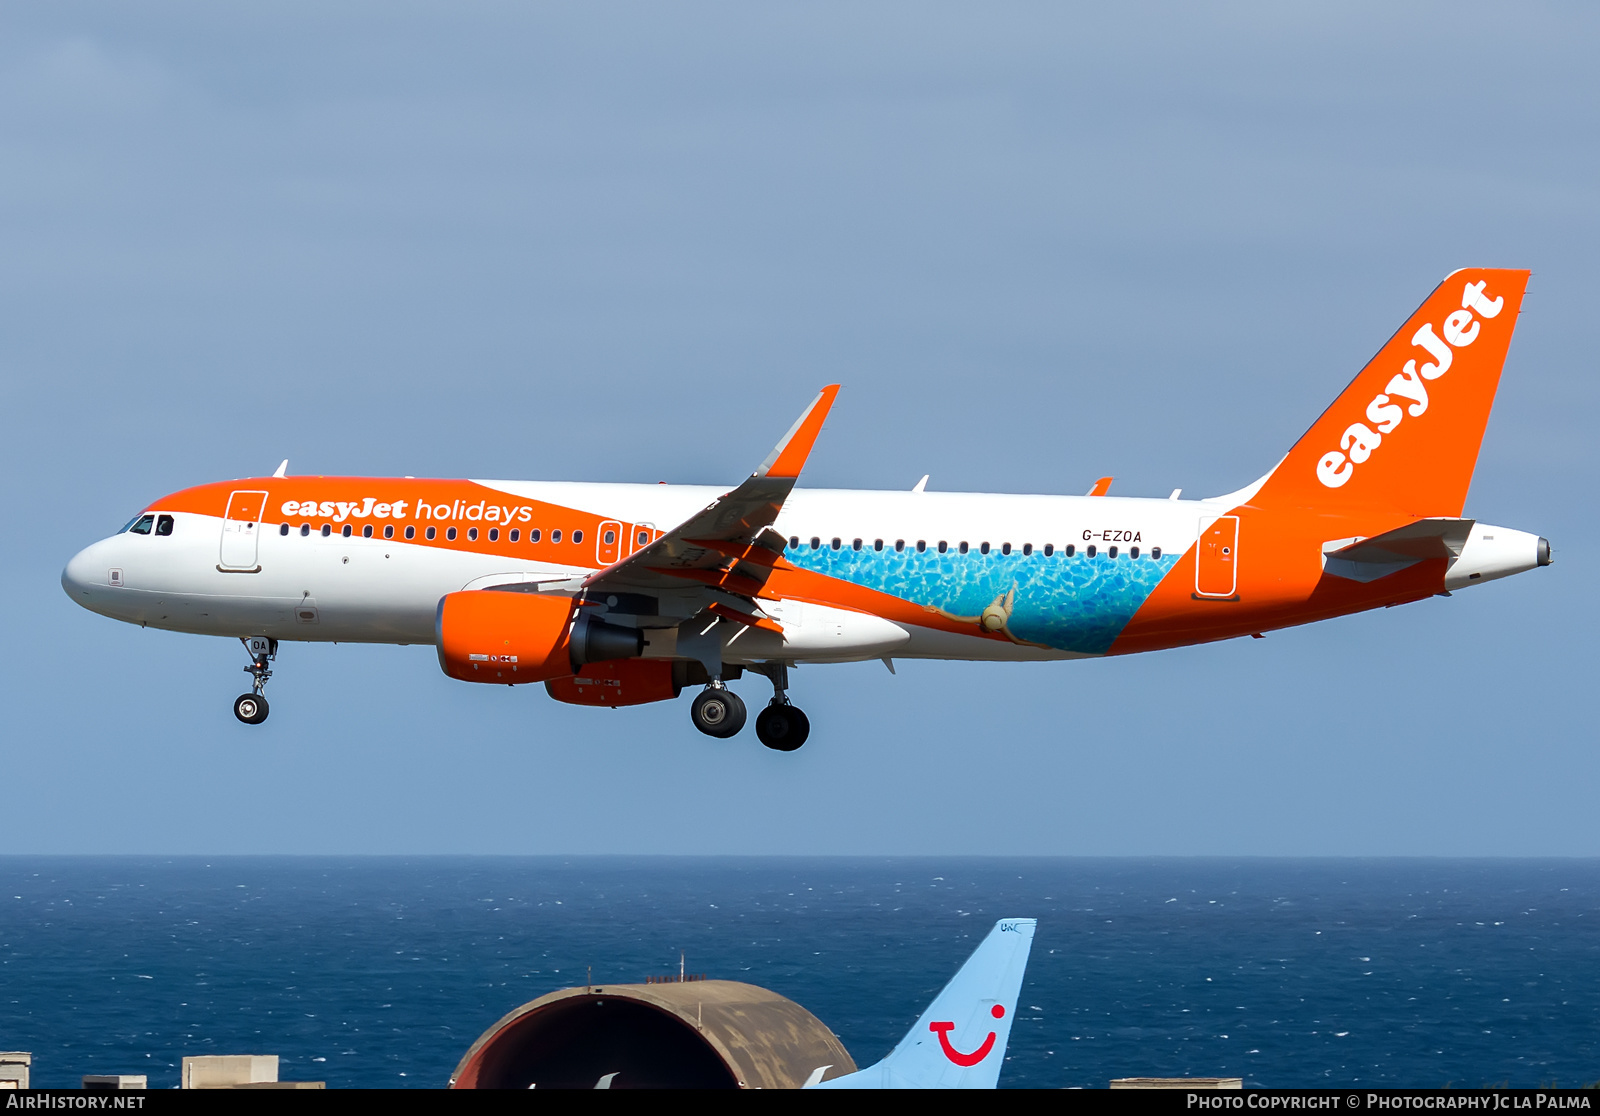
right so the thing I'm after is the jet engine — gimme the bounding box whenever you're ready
[437,590,577,684]
[436,591,647,685]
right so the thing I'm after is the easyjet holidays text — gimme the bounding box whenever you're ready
[279,498,536,525]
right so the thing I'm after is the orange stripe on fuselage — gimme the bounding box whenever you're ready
[149,478,989,638]
[147,478,648,565]
[1110,503,1446,654]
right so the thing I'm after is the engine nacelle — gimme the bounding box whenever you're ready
[436,590,578,684]
[545,660,681,707]
[436,591,649,685]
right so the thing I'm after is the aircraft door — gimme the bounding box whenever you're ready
[1195,515,1239,598]
[597,521,623,566]
[626,523,656,555]
[220,490,268,571]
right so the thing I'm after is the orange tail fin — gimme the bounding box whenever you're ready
[1251,268,1529,518]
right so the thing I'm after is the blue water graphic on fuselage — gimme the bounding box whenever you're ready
[782,544,1179,654]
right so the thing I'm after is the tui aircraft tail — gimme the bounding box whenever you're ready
[1249,268,1529,519]
[809,918,1036,1089]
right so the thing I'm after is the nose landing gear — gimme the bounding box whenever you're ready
[234,636,276,725]
[753,662,810,752]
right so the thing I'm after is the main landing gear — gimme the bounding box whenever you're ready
[689,683,746,739]
[689,663,810,751]
[234,636,276,725]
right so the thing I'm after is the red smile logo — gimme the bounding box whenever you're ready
[929,1004,1005,1067]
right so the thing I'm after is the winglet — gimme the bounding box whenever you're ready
[810,918,1036,1089]
[755,385,840,480]
[1087,476,1112,497]
[273,460,289,478]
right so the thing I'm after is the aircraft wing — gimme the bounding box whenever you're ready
[580,385,840,609]
[1322,517,1475,583]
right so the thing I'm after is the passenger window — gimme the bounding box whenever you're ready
[1064,544,1075,557]
[426,526,436,540]
[831,538,841,550]
[789,536,799,549]
[1108,545,1118,558]
[573,530,584,544]
[531,529,542,543]
[637,530,649,545]
[321,524,332,537]
[300,524,311,537]
[156,515,174,536]
[851,538,862,551]
[363,525,374,538]
[406,526,416,540]
[895,539,906,552]
[1087,545,1097,557]
[468,527,478,541]
[384,525,395,540]
[604,529,615,545]
[979,542,990,555]
[128,515,154,535]
[342,525,352,537]
[1151,546,1162,560]
[916,540,927,552]
[1130,546,1139,559]
[958,542,969,554]
[873,539,883,551]
[810,537,821,550]
[280,523,290,536]
[488,528,498,542]
[552,530,562,543]
[937,541,947,553]
[1043,543,1053,556]
[509,528,519,543]
[1000,542,1011,555]
[1022,543,1032,556]
[447,527,457,541]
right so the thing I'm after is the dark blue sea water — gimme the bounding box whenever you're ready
[0,858,1595,1089]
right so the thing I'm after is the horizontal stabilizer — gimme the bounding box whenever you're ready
[1322,518,1474,583]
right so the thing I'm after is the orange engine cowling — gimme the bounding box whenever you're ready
[545,660,680,707]
[436,590,578,685]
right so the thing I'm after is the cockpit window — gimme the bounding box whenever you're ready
[155,515,175,536]
[126,514,155,535]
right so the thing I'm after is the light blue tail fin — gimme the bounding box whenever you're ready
[810,918,1037,1089]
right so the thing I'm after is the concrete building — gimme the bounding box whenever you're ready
[451,979,856,1089]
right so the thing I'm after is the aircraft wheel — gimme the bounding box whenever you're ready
[756,703,809,751]
[233,693,269,725]
[691,688,746,738]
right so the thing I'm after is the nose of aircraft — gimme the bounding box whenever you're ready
[62,540,109,607]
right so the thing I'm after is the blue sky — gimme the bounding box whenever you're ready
[2,2,1595,854]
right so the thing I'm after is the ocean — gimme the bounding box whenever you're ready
[0,858,1595,1089]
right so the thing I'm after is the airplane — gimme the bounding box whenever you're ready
[62,268,1549,750]
[808,916,1037,1089]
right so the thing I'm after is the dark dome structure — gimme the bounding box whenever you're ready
[450,979,857,1090]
